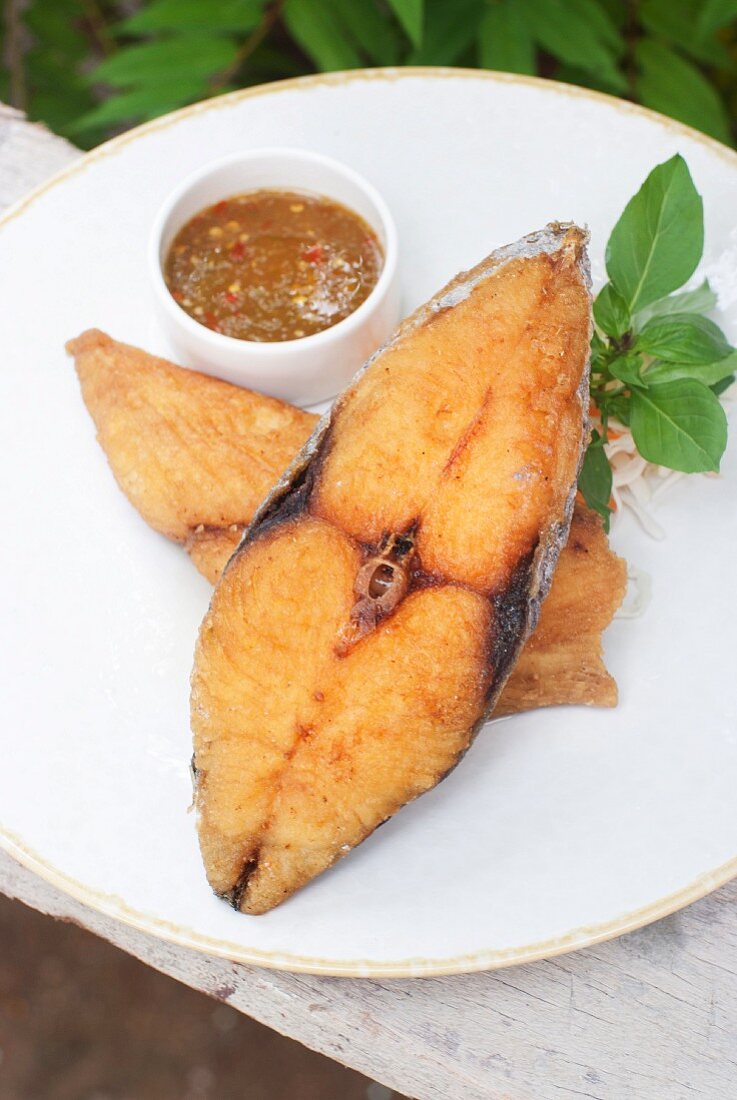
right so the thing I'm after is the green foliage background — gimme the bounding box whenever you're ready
[1,0,736,149]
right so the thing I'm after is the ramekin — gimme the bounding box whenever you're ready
[148,148,400,405]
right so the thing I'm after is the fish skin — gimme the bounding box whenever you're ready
[193,223,593,914]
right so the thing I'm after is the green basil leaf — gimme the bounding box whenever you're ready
[283,0,362,69]
[609,351,645,388]
[636,39,732,145]
[638,313,733,364]
[478,0,535,74]
[92,37,238,87]
[606,394,632,426]
[387,0,424,46]
[712,373,736,397]
[524,0,626,90]
[578,430,613,529]
[634,279,717,325]
[593,282,631,337]
[630,380,727,472]
[605,154,703,314]
[644,350,737,386]
[120,0,263,33]
[698,0,737,35]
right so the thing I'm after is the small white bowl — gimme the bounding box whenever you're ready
[149,148,400,405]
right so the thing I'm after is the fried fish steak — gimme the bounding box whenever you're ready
[192,223,593,913]
[70,333,624,712]
[66,328,315,549]
[187,505,625,715]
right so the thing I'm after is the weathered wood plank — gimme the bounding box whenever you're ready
[0,104,79,209]
[3,851,737,1099]
[2,103,737,1100]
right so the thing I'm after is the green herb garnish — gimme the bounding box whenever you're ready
[584,154,732,531]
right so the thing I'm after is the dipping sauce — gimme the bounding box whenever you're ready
[164,190,384,342]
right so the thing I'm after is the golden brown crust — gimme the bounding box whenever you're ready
[312,245,591,593]
[185,525,245,585]
[69,330,625,719]
[67,329,315,542]
[192,227,595,912]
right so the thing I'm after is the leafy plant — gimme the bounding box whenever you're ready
[1,0,736,148]
[581,154,732,530]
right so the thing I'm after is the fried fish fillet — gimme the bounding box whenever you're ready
[67,329,625,716]
[192,224,593,912]
[66,329,315,548]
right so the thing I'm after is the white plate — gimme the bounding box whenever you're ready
[2,70,737,978]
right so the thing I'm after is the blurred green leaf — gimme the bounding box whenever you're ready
[553,62,625,95]
[712,372,736,395]
[20,0,95,132]
[283,0,362,69]
[387,0,424,47]
[5,0,737,153]
[25,3,90,60]
[640,0,731,66]
[331,0,402,64]
[698,0,737,34]
[407,0,484,64]
[26,76,93,133]
[121,0,264,34]
[523,0,627,91]
[242,43,309,80]
[69,81,210,133]
[597,0,628,26]
[567,0,622,50]
[92,36,239,88]
[30,83,95,133]
[478,1,535,74]
[636,38,732,143]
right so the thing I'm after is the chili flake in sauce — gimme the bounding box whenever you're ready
[164,190,383,342]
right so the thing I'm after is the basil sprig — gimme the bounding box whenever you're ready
[582,154,732,530]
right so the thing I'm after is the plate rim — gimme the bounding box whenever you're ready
[4,827,737,977]
[3,66,737,977]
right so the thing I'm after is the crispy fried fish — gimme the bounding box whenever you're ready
[67,329,625,716]
[496,502,625,716]
[66,329,315,549]
[192,224,593,912]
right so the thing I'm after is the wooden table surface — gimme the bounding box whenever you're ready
[2,103,736,1100]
